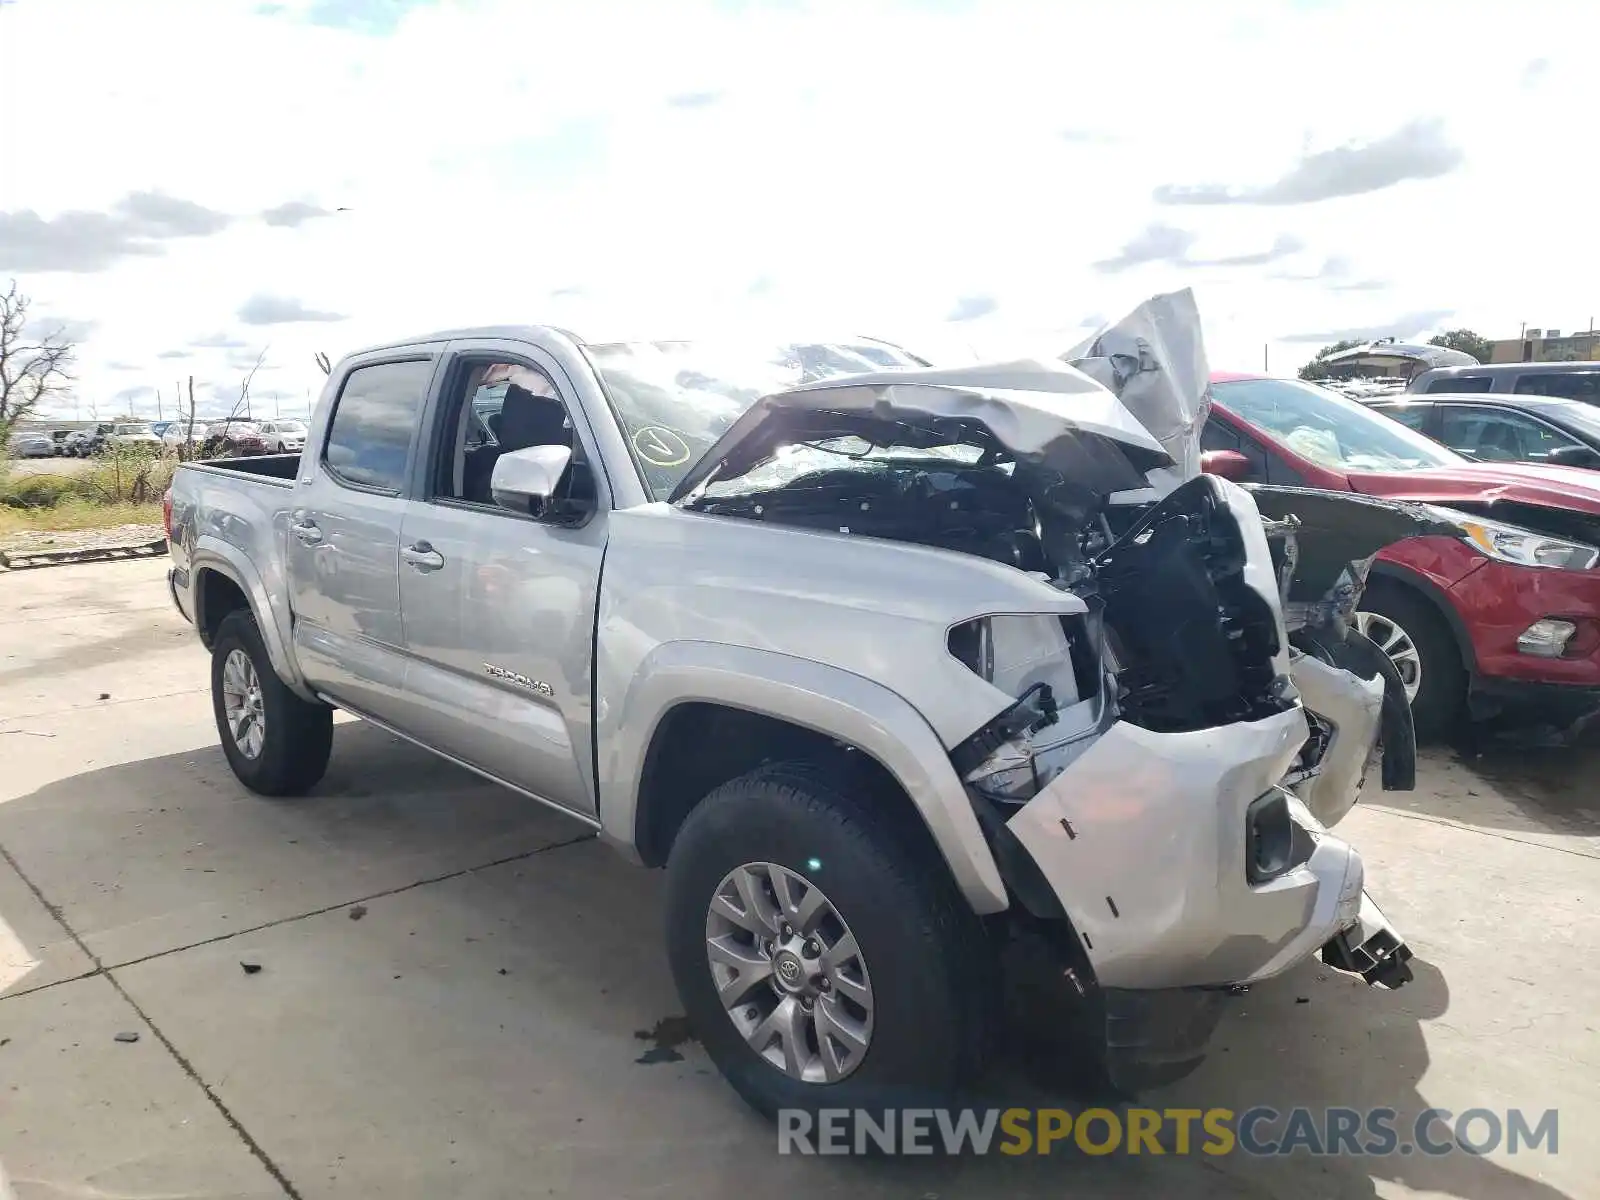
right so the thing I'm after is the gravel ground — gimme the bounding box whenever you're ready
[0,523,166,558]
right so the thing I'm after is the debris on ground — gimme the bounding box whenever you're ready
[240,960,263,975]
[634,1015,696,1065]
[348,904,367,920]
[114,1031,140,1044]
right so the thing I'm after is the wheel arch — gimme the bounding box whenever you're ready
[1365,560,1477,673]
[189,537,312,697]
[598,642,1009,915]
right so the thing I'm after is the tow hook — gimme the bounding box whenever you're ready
[1320,890,1414,989]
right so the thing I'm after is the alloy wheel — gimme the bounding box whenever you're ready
[221,648,267,759]
[705,862,874,1083]
[1354,610,1422,704]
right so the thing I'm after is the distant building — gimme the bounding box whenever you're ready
[1487,327,1600,364]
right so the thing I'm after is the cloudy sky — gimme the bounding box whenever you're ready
[1,0,1595,420]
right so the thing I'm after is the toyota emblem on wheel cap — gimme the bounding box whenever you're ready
[777,956,802,984]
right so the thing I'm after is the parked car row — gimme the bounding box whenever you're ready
[7,418,310,460]
[1203,373,1600,738]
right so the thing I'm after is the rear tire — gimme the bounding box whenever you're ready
[210,609,333,796]
[664,763,995,1120]
[1358,583,1464,741]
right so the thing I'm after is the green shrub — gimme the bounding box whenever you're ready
[0,448,177,510]
[0,471,77,509]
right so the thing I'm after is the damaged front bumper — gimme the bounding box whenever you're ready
[1001,706,1404,991]
[990,704,1411,1089]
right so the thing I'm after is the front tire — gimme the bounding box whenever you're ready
[210,609,333,796]
[664,764,995,1119]
[1358,583,1464,741]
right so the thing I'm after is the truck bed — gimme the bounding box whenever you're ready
[187,452,300,483]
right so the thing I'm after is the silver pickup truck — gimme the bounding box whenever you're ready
[165,295,1426,1117]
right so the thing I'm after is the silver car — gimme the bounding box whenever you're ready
[7,431,55,458]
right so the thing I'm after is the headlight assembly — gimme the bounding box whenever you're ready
[1425,506,1599,571]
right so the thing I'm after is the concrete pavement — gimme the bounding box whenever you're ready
[0,557,1593,1199]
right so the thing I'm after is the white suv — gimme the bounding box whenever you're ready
[256,420,308,452]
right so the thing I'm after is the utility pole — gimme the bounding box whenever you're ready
[1263,344,1270,373]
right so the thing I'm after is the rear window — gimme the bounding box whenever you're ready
[1513,372,1600,402]
[1419,375,1493,394]
[324,360,432,492]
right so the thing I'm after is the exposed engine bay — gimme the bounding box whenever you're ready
[682,408,1298,741]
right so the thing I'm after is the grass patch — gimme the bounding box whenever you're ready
[0,497,164,536]
[1,449,174,535]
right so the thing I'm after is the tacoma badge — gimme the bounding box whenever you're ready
[483,663,554,697]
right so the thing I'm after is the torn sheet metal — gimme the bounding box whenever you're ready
[1249,486,1465,621]
[1065,288,1212,493]
[668,357,1174,505]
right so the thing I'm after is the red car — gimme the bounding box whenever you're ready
[1203,372,1600,737]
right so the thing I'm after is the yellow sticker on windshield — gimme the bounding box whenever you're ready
[633,426,691,467]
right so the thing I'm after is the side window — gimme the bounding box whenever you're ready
[324,360,431,492]
[433,360,587,509]
[1439,406,1580,463]
[1421,374,1493,394]
[1200,416,1283,482]
[1199,419,1241,453]
[1379,405,1430,433]
[1514,372,1600,402]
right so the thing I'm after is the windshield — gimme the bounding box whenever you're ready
[1213,377,1461,472]
[114,424,153,436]
[583,340,894,499]
[277,420,307,432]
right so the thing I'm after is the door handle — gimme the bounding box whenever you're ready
[401,541,445,572]
[290,518,323,545]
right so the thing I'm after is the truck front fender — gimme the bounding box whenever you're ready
[597,640,1010,915]
[190,534,313,700]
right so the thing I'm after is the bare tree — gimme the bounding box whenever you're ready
[314,350,331,376]
[199,349,270,459]
[0,279,77,440]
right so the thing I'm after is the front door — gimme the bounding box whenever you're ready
[286,356,435,722]
[395,344,607,818]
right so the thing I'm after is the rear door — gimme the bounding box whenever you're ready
[286,353,440,721]
[393,338,611,819]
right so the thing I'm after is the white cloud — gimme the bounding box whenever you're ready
[3,0,1599,418]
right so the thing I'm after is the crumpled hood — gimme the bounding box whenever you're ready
[667,357,1173,503]
[1064,288,1212,491]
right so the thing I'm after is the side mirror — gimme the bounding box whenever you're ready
[1546,444,1600,470]
[1200,449,1254,482]
[491,445,572,517]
